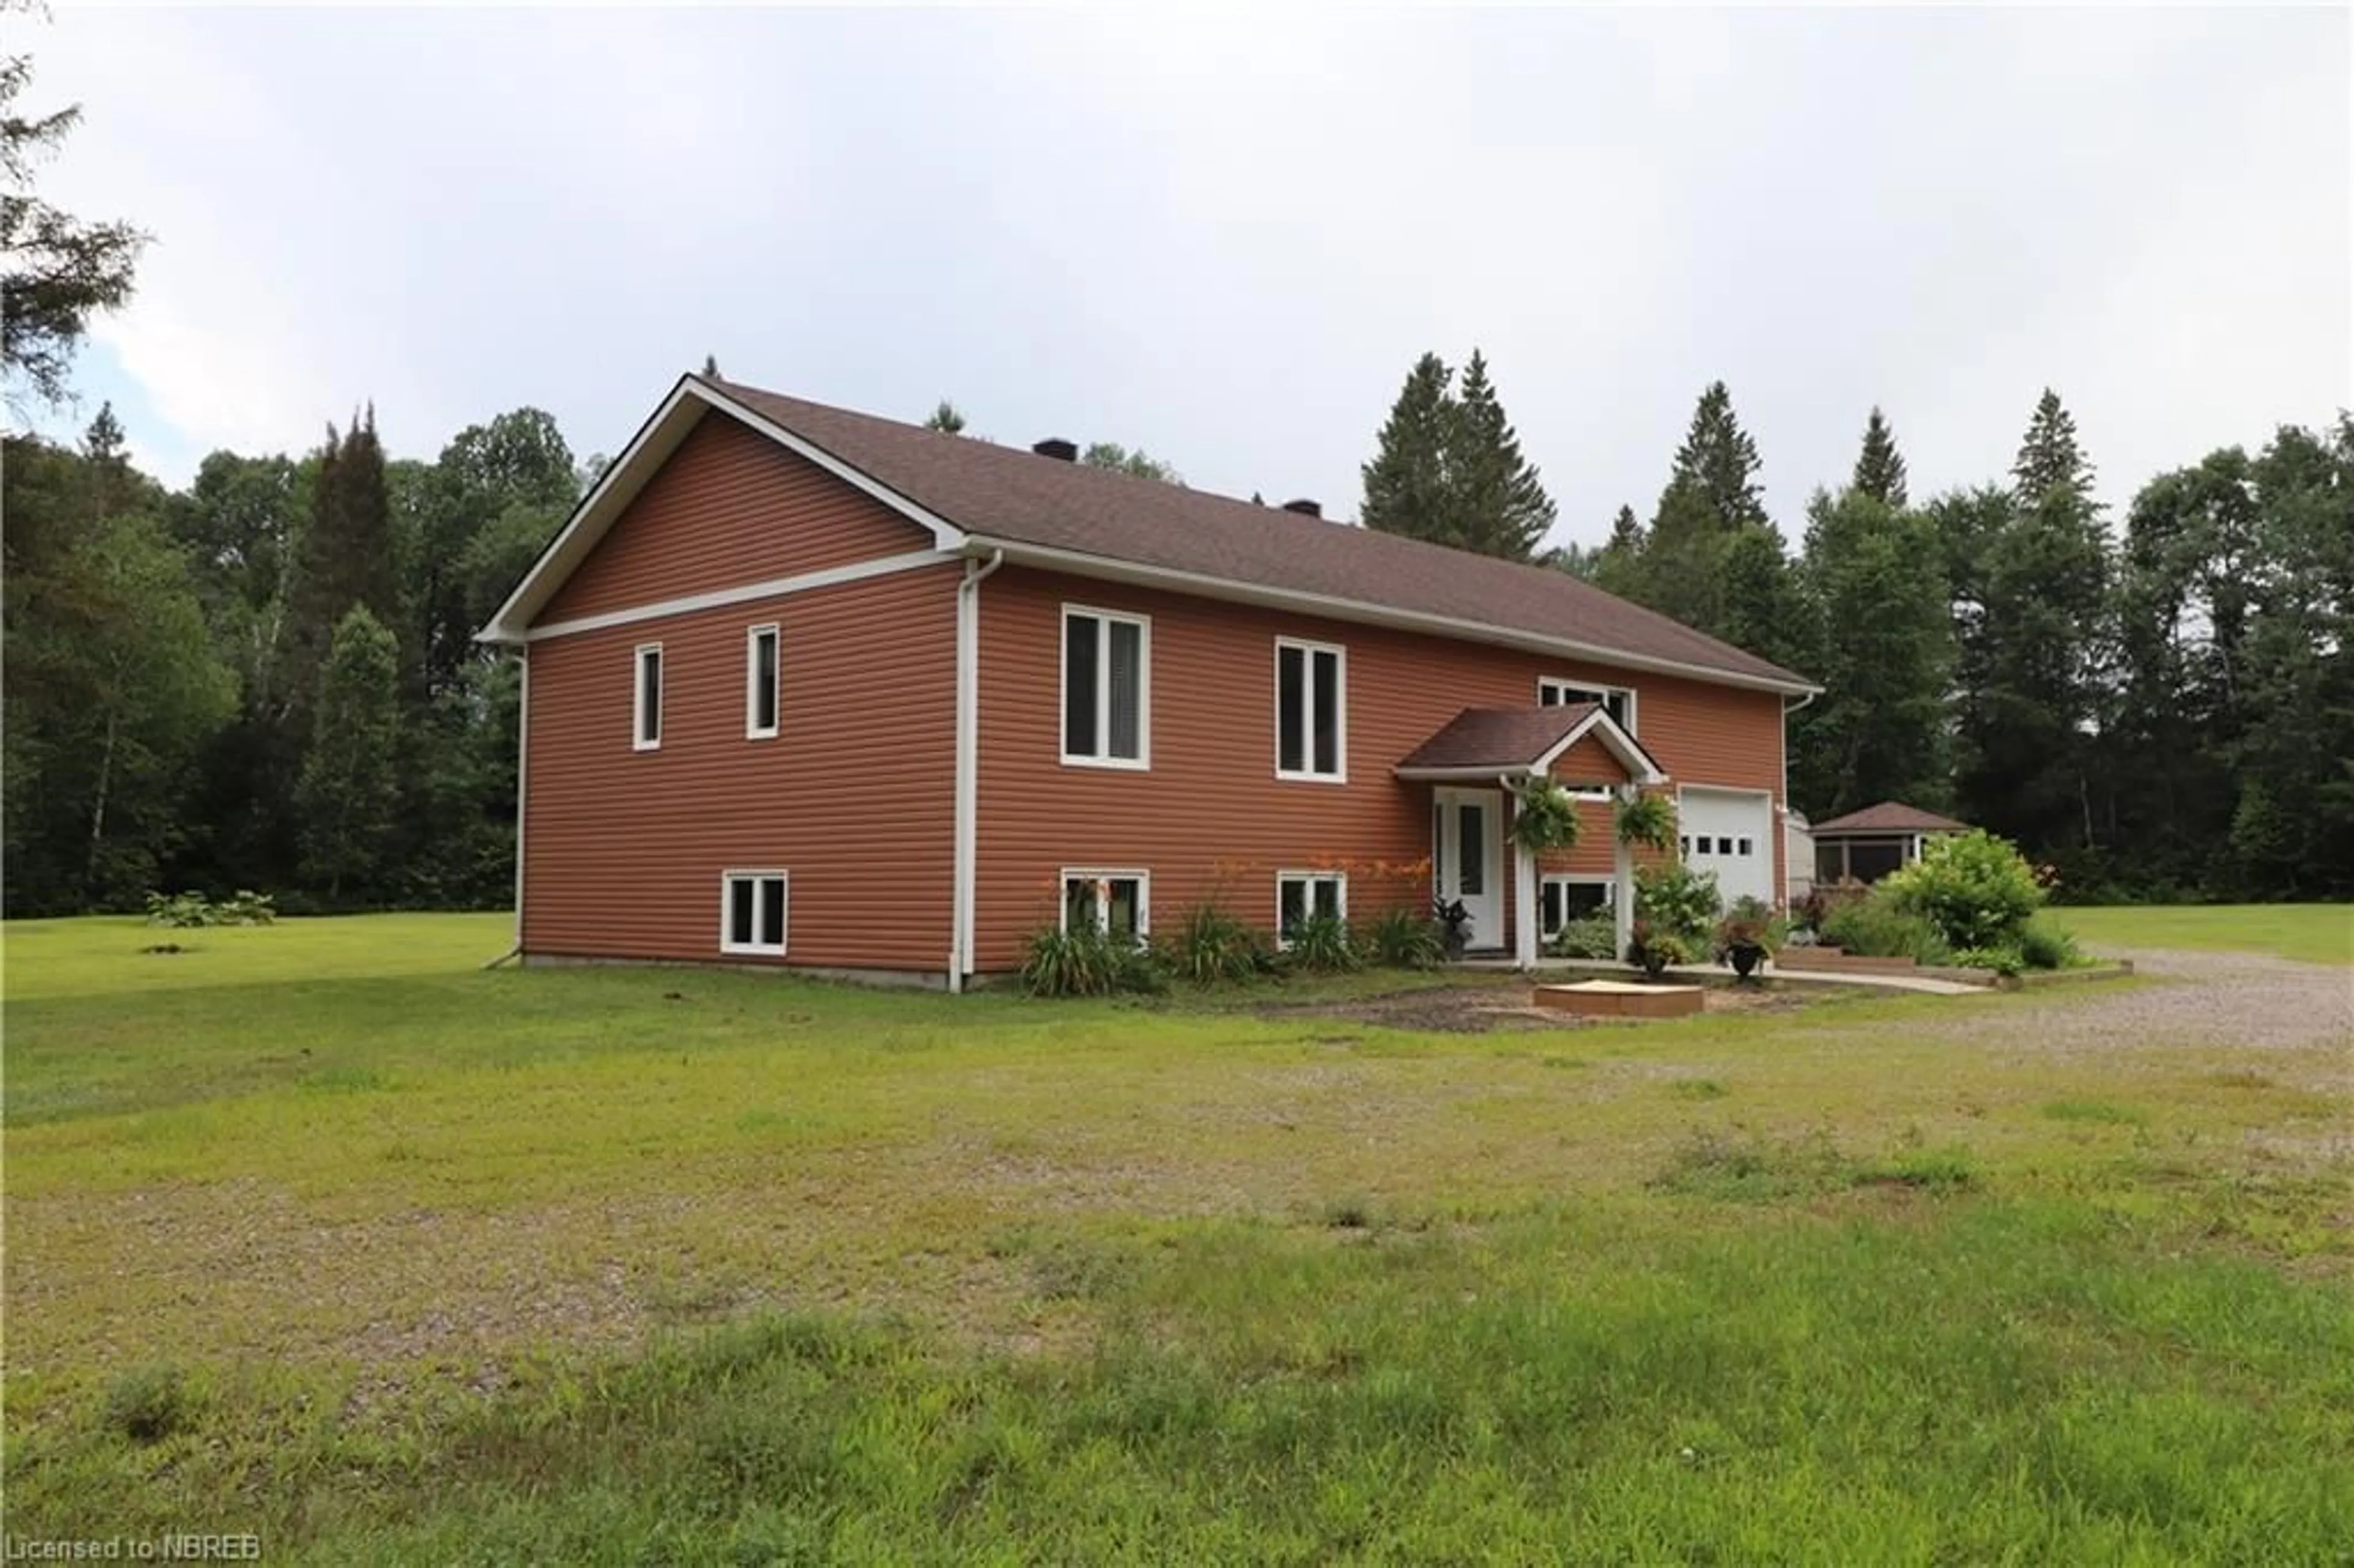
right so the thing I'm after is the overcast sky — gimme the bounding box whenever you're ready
[25,4,2352,546]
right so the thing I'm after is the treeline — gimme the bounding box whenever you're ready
[4,406,590,915]
[1361,357,2354,902]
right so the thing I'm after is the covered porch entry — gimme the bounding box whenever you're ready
[1394,702,1666,968]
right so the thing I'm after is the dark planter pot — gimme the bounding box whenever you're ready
[1727,943,1766,981]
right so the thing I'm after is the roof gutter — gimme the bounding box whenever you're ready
[961,537,1822,699]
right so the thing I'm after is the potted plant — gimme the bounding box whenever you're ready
[1614,791,1676,852]
[1626,917,1693,981]
[1509,778,1582,854]
[1432,897,1474,959]
[1712,896,1788,982]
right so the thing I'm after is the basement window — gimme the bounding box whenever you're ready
[1276,871,1347,946]
[1540,876,1614,938]
[1062,869,1149,943]
[720,871,788,956]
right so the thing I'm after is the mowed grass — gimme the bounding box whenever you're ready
[6,913,2351,1564]
[2064,902,2352,966]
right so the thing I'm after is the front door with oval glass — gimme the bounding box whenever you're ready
[1431,786,1505,952]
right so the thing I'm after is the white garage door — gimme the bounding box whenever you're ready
[1678,788,1777,910]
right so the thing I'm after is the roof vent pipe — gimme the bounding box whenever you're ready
[1032,438,1078,462]
[1282,498,1321,517]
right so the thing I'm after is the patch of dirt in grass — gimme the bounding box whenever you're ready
[1254,983,1822,1035]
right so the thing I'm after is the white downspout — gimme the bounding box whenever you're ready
[951,550,1006,992]
[513,644,530,957]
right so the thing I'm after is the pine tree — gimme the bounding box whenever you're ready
[1448,349,1556,560]
[1635,476,1728,630]
[701,353,721,379]
[296,606,402,899]
[2013,388,2094,503]
[1361,352,1459,548]
[922,399,966,435]
[1606,504,1644,554]
[1716,523,1812,672]
[1852,406,1909,508]
[281,407,400,715]
[1670,381,1767,533]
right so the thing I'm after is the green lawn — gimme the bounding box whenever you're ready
[2063,902,2352,966]
[6,914,2350,1564]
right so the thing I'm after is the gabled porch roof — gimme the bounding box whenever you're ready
[1393,703,1666,786]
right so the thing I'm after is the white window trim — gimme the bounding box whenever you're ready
[1273,636,1349,783]
[1540,873,1615,938]
[745,623,780,740]
[1539,677,1634,799]
[1059,604,1152,771]
[633,642,663,752]
[1058,867,1151,939]
[1274,870,1349,947]
[718,869,789,956]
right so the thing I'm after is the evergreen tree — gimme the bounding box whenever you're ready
[1634,475,1728,630]
[1448,349,1556,560]
[1791,490,1952,816]
[1716,523,1813,673]
[922,399,967,435]
[2,47,147,408]
[1591,504,1649,603]
[700,353,721,379]
[411,408,574,698]
[297,606,402,899]
[1362,352,1459,548]
[1852,406,1909,508]
[2013,388,2094,503]
[1670,381,1768,533]
[280,408,400,714]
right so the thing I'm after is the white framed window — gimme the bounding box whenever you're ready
[719,870,788,955]
[633,642,664,751]
[1060,869,1149,943]
[1061,606,1150,768]
[1539,677,1637,734]
[1275,637,1346,782]
[745,623,780,739]
[1540,875,1615,938]
[1276,870,1347,945]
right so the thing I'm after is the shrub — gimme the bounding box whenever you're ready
[1283,911,1362,974]
[1880,829,2044,952]
[1509,779,1582,853]
[1167,901,1274,984]
[104,1364,192,1444]
[1548,913,1618,960]
[1635,862,1720,950]
[143,889,276,928]
[2018,913,2082,971]
[1366,907,1445,970]
[1020,925,1166,998]
[1952,945,2025,978]
[1820,888,1951,964]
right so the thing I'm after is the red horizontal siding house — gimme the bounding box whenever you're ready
[479,374,1819,988]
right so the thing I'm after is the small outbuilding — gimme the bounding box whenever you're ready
[1810,801,1970,886]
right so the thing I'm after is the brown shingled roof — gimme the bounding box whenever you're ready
[1810,802,1971,835]
[1393,704,1664,783]
[703,378,1814,693]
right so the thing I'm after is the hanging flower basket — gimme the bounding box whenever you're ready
[1509,778,1583,853]
[1615,792,1677,851]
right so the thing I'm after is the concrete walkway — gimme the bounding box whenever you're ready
[1457,956,1989,997]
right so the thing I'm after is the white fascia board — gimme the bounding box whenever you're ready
[963,538,1819,699]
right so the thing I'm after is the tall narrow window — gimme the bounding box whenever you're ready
[720,871,788,955]
[1062,607,1149,766]
[1061,869,1149,943]
[746,624,780,739]
[634,643,663,751]
[1275,638,1346,780]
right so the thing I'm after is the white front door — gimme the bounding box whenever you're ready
[1433,787,1505,951]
